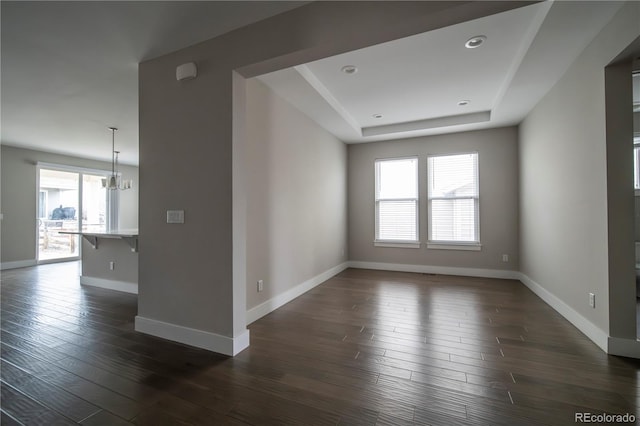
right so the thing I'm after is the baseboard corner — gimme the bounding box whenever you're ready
[246,262,349,325]
[517,272,609,353]
[135,315,250,356]
[608,336,640,358]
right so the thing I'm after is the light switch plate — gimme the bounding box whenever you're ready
[167,210,185,224]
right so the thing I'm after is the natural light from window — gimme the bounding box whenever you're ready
[428,153,479,244]
[634,137,640,190]
[375,157,418,243]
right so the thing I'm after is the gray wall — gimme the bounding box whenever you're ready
[605,57,636,341]
[348,127,519,272]
[519,2,639,337]
[81,238,138,284]
[1,145,139,264]
[245,78,347,311]
[137,2,523,344]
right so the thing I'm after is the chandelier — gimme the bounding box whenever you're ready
[102,127,132,190]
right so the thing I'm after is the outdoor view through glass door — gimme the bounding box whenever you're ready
[82,174,108,232]
[37,167,110,262]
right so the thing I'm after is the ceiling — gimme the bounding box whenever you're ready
[0,1,306,165]
[257,1,626,143]
[1,1,629,165]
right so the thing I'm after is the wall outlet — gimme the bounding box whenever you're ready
[109,261,115,271]
[257,280,264,292]
[502,254,509,262]
[589,292,595,308]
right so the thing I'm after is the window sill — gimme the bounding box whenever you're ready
[374,241,421,249]
[635,189,640,197]
[427,242,481,251]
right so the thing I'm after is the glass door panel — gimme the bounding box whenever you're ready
[38,169,80,261]
[82,174,107,232]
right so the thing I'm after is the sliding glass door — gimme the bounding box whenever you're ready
[37,165,114,263]
[38,169,80,261]
[82,173,108,232]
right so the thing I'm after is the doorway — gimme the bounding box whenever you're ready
[37,165,115,263]
[634,68,640,338]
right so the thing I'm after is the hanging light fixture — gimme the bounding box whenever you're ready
[102,127,132,190]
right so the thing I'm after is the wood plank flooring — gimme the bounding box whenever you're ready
[1,262,638,425]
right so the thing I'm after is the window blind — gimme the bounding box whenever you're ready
[428,153,479,243]
[375,158,418,242]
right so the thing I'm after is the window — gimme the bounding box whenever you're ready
[375,157,419,246]
[634,137,640,191]
[427,153,479,248]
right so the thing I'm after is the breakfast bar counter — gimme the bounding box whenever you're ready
[60,229,138,294]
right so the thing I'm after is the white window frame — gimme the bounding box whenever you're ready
[374,156,420,248]
[38,190,48,219]
[427,152,481,251]
[634,136,640,195]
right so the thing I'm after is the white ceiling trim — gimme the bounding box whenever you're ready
[490,0,553,111]
[261,2,555,142]
[362,111,491,137]
[294,64,362,135]
[297,61,496,138]
[258,1,625,144]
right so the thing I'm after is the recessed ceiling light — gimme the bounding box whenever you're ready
[341,65,358,75]
[465,35,486,49]
[372,113,383,119]
[457,100,470,106]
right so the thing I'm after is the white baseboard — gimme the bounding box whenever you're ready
[347,262,630,357]
[135,315,250,356]
[1,259,37,270]
[608,337,640,358]
[347,260,520,280]
[245,261,516,326]
[518,272,609,353]
[15,257,636,359]
[246,262,349,325]
[80,276,138,294]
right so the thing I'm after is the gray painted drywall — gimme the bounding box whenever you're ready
[245,78,347,311]
[138,1,528,345]
[519,2,639,336]
[606,58,636,340]
[0,145,138,264]
[348,127,519,271]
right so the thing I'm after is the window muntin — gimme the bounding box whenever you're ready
[428,153,479,244]
[375,157,418,243]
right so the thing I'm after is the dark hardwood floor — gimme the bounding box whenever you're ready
[1,262,638,425]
